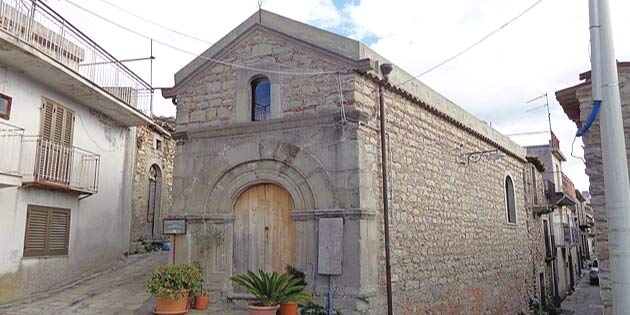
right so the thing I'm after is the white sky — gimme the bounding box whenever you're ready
[48,0,630,191]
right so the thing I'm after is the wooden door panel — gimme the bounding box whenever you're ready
[233,184,295,280]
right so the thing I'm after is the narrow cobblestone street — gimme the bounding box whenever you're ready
[0,252,248,315]
[562,271,603,315]
[0,253,168,315]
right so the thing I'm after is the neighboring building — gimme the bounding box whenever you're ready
[524,155,557,310]
[0,1,152,303]
[130,117,175,241]
[580,191,596,262]
[555,61,630,313]
[526,135,581,302]
[162,10,542,314]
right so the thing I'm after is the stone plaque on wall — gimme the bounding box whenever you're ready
[318,217,343,275]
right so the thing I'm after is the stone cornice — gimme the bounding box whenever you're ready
[290,208,377,221]
[184,213,234,223]
[175,110,356,141]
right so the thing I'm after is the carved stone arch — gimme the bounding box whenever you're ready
[203,141,336,213]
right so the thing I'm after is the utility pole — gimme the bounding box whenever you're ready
[589,0,630,313]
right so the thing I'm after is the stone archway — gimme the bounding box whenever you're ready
[232,183,295,278]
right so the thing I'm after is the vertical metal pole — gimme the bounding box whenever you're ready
[379,83,394,315]
[593,0,630,313]
[150,39,154,117]
[327,276,333,315]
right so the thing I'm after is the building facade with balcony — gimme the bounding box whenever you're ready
[526,139,581,302]
[0,0,154,303]
[524,155,558,310]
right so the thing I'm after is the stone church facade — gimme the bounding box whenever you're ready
[163,10,542,314]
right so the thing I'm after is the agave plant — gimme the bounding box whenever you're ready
[230,270,313,306]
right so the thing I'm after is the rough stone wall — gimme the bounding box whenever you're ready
[523,162,554,306]
[175,27,351,132]
[130,124,175,242]
[572,65,630,314]
[170,26,370,313]
[170,24,540,315]
[353,75,536,314]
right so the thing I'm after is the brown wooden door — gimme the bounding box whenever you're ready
[233,184,295,278]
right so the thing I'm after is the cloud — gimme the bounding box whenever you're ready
[48,0,630,191]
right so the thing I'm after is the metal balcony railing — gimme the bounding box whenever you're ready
[20,136,99,193]
[0,120,23,175]
[0,0,152,115]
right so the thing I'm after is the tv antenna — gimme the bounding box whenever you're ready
[526,93,552,138]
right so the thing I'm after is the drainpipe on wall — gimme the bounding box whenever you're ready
[379,63,394,315]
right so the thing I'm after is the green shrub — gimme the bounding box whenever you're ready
[145,263,201,300]
[231,270,313,307]
[190,261,205,295]
[301,303,343,315]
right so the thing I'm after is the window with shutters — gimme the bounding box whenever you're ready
[38,99,75,184]
[24,205,70,257]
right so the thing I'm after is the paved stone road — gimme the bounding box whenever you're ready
[0,253,168,315]
[562,271,603,315]
[0,252,248,315]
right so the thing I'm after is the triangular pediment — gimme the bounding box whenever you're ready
[163,10,373,97]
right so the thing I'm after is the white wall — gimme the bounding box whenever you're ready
[0,64,135,302]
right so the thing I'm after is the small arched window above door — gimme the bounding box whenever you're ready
[251,76,271,121]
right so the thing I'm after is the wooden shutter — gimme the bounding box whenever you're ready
[40,101,54,141]
[40,99,74,145]
[24,208,48,256]
[24,205,70,257]
[39,100,75,184]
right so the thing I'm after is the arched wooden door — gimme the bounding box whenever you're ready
[233,183,295,277]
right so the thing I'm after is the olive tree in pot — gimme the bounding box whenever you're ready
[145,264,201,314]
[191,262,210,310]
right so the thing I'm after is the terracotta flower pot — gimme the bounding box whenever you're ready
[279,303,298,315]
[247,304,280,315]
[155,290,189,314]
[194,294,210,310]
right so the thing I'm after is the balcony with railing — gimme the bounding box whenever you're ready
[20,136,99,193]
[0,0,152,125]
[0,120,23,187]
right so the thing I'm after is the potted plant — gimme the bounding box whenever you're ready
[191,261,210,310]
[279,266,313,315]
[192,224,224,256]
[145,263,200,314]
[231,270,292,315]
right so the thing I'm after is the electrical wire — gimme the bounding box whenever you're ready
[61,0,341,76]
[571,135,586,163]
[397,0,546,85]
[93,0,214,45]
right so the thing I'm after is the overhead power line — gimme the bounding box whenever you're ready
[398,0,546,85]
[93,0,214,45]
[62,0,340,76]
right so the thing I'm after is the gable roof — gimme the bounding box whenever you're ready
[163,10,526,161]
